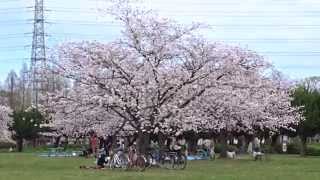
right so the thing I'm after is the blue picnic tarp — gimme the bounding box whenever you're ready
[38,151,82,157]
[187,155,209,161]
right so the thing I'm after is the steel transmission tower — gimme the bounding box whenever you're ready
[30,0,47,108]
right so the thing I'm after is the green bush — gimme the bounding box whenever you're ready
[227,145,238,152]
[307,147,320,156]
[270,143,300,154]
[0,142,15,149]
[272,143,283,154]
[261,144,274,153]
[287,143,300,154]
[271,142,320,156]
[214,143,223,153]
[66,144,85,150]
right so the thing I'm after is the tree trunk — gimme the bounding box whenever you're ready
[239,136,247,154]
[158,132,166,150]
[185,132,198,154]
[137,131,150,155]
[32,138,37,148]
[74,137,80,145]
[54,136,61,148]
[264,135,272,153]
[270,134,279,153]
[188,136,198,154]
[300,136,307,156]
[17,138,23,152]
[219,134,228,158]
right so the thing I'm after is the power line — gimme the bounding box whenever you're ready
[0,45,30,48]
[261,52,320,56]
[44,19,320,27]
[47,6,320,14]
[0,33,31,37]
[46,33,320,43]
[0,58,29,62]
[0,0,23,3]
[216,40,320,43]
[278,65,320,69]
[0,7,28,11]
[44,6,320,17]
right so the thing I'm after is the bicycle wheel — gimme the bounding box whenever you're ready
[109,155,116,169]
[208,147,216,160]
[210,151,216,160]
[119,153,129,170]
[160,153,174,169]
[135,155,147,172]
[173,154,187,170]
[145,153,154,168]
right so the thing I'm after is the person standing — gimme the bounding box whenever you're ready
[105,135,113,157]
[99,136,105,149]
[90,132,98,157]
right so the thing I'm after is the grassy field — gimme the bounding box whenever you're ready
[0,153,319,180]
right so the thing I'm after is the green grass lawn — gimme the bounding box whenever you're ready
[0,153,319,180]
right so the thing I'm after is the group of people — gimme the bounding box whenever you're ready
[83,131,114,158]
[79,130,268,170]
[81,131,126,169]
[80,130,189,169]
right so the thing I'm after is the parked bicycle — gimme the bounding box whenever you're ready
[146,148,161,168]
[146,149,187,170]
[127,145,147,172]
[165,151,187,170]
[109,148,128,170]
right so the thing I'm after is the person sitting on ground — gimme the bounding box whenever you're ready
[80,148,107,169]
[170,134,186,156]
[203,139,215,160]
[252,147,264,160]
[226,145,237,159]
[226,151,236,159]
[97,148,107,168]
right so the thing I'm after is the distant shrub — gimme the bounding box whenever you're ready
[0,141,15,149]
[271,142,320,156]
[227,145,238,152]
[307,146,320,156]
[214,144,223,153]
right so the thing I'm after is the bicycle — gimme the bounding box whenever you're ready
[109,148,129,170]
[145,148,161,168]
[147,149,187,170]
[167,151,187,170]
[127,146,147,172]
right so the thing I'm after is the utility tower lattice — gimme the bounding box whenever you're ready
[30,0,47,108]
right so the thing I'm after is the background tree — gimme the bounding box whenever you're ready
[9,108,49,152]
[5,70,19,110]
[292,77,320,156]
[18,63,31,110]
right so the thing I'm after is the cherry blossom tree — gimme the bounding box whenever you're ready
[44,0,302,153]
[0,105,12,142]
[181,73,300,134]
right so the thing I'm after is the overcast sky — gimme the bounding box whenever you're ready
[0,0,320,82]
